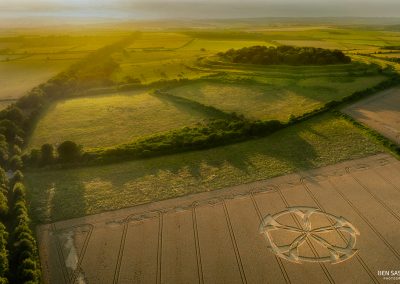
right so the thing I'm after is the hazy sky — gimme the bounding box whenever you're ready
[1,0,400,19]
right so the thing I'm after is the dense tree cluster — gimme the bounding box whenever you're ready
[0,222,8,284]
[0,163,40,284]
[24,140,82,167]
[9,183,40,283]
[0,166,8,284]
[218,45,351,65]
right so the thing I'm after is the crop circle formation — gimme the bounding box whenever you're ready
[259,206,360,264]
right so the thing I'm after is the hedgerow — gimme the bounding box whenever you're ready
[23,73,400,168]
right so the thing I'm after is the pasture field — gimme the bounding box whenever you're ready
[274,40,345,49]
[181,38,274,51]
[25,113,385,223]
[199,58,381,77]
[111,32,275,84]
[0,59,75,101]
[109,27,400,86]
[167,75,386,121]
[259,27,400,49]
[127,32,192,49]
[374,52,400,58]
[0,32,125,108]
[28,91,217,149]
[2,27,399,105]
[111,49,211,84]
[350,54,400,72]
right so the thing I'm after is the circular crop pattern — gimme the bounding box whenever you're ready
[259,207,359,264]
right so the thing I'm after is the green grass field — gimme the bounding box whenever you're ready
[374,53,400,58]
[0,59,75,101]
[25,113,385,223]
[28,91,216,149]
[127,32,192,49]
[0,32,126,108]
[12,24,400,224]
[111,32,276,84]
[167,75,386,121]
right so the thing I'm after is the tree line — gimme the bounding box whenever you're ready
[0,34,138,283]
[0,159,40,283]
[218,45,352,65]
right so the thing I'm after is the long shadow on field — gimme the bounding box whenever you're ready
[52,178,87,221]
[26,171,87,223]
[27,118,322,222]
[152,91,230,120]
[224,130,318,173]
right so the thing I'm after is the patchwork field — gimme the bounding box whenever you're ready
[168,75,386,121]
[343,87,400,144]
[274,40,345,49]
[2,27,399,106]
[29,91,216,149]
[111,32,277,85]
[25,113,385,223]
[0,32,125,109]
[37,153,400,284]
[1,19,400,284]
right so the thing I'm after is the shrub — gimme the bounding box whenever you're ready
[0,167,7,190]
[9,155,23,171]
[26,149,40,167]
[0,223,9,281]
[12,145,21,156]
[0,193,8,218]
[40,144,54,165]
[13,183,26,200]
[11,170,24,186]
[0,135,8,167]
[57,141,81,163]
[0,120,24,143]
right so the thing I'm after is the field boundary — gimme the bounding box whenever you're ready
[37,153,394,227]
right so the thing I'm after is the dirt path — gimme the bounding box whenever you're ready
[37,153,400,283]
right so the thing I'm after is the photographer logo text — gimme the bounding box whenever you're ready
[378,270,400,281]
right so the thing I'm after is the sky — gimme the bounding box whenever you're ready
[1,0,400,19]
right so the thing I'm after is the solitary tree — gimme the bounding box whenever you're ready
[40,144,54,165]
[57,141,81,163]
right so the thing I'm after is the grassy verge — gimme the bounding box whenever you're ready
[25,113,385,223]
[334,111,400,158]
